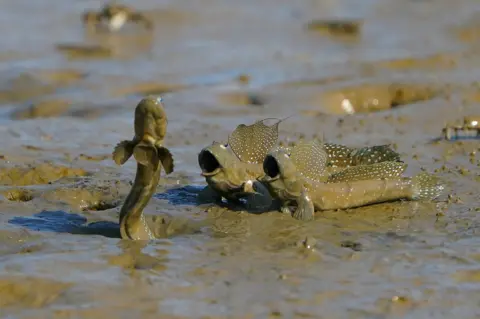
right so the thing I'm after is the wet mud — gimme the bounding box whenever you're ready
[1,0,480,318]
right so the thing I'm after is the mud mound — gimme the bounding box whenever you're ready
[0,164,87,186]
[314,82,440,115]
[2,188,33,202]
[305,19,363,37]
[0,276,71,308]
[55,43,113,60]
[111,81,187,98]
[42,179,126,212]
[11,99,71,120]
[0,69,85,106]
[370,53,458,70]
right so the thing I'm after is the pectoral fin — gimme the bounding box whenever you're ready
[157,146,174,174]
[112,140,135,165]
[133,142,159,169]
[292,189,315,221]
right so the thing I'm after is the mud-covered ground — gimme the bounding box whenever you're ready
[1,0,480,318]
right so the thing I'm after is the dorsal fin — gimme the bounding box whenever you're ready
[350,145,402,165]
[228,117,289,164]
[289,138,328,181]
[327,161,407,183]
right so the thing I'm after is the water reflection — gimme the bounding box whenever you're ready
[8,210,120,238]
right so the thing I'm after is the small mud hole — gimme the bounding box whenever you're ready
[314,82,440,115]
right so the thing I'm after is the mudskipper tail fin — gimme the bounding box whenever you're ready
[411,172,445,200]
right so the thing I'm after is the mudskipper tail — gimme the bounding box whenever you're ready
[410,172,445,200]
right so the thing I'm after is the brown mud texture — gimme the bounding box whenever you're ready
[0,0,480,318]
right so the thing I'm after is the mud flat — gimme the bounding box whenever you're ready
[0,0,480,318]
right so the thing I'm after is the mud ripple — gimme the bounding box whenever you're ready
[218,91,267,107]
[55,43,113,60]
[11,99,71,120]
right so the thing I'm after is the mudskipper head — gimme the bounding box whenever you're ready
[260,138,328,197]
[112,96,174,174]
[260,148,299,192]
[198,142,245,193]
[198,117,289,195]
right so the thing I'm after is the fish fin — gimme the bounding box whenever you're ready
[327,161,407,183]
[112,140,135,165]
[228,117,290,163]
[350,144,402,165]
[292,188,315,221]
[289,138,328,181]
[133,141,159,169]
[323,143,355,167]
[411,172,445,200]
[157,146,175,175]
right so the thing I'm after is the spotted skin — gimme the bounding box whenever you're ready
[327,161,407,183]
[228,119,282,164]
[289,139,328,182]
[324,143,402,168]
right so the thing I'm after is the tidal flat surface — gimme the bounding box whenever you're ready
[0,0,480,318]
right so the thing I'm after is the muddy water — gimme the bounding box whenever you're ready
[1,0,480,317]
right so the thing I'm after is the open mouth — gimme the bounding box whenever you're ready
[198,149,221,176]
[263,155,280,179]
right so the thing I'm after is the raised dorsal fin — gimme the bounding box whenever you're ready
[289,138,328,181]
[228,118,283,164]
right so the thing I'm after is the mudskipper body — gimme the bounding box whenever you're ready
[198,118,403,211]
[113,97,174,240]
[259,139,445,221]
